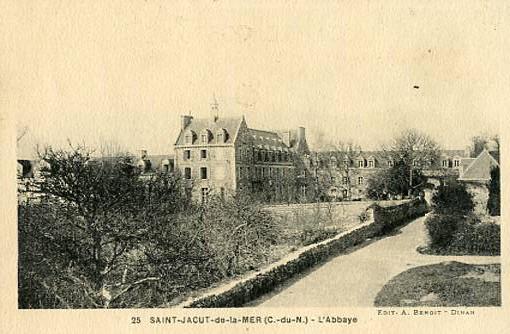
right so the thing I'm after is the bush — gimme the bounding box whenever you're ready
[450,221,500,255]
[300,227,337,246]
[425,214,460,249]
[424,214,500,255]
[432,181,474,215]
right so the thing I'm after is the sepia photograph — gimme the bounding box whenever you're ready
[2,0,509,333]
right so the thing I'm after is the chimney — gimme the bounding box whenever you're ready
[181,115,193,130]
[297,126,306,143]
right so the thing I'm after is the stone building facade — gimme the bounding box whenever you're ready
[296,149,471,201]
[174,112,309,202]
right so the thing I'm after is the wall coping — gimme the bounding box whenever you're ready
[175,217,375,308]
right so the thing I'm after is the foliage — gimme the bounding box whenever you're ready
[197,194,281,276]
[19,145,285,308]
[487,166,500,216]
[424,214,461,249]
[299,227,337,246]
[19,144,189,308]
[375,262,501,307]
[431,180,474,215]
[366,160,427,199]
[382,128,440,197]
[470,133,499,157]
[424,214,500,256]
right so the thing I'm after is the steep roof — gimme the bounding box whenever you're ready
[175,116,243,145]
[248,128,290,151]
[459,149,499,181]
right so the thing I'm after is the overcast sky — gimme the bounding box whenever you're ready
[5,1,506,155]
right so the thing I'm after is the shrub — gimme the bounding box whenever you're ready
[299,227,337,246]
[450,221,500,255]
[425,214,460,249]
[432,181,474,215]
[425,214,501,255]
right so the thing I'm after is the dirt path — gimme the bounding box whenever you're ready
[252,215,500,307]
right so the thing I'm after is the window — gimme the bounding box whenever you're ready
[271,152,276,162]
[257,150,262,162]
[201,187,209,203]
[220,187,225,200]
[388,160,394,167]
[183,150,191,160]
[200,167,208,179]
[368,160,374,168]
[331,176,336,183]
[184,167,192,179]
[217,133,223,143]
[343,176,348,184]
[358,160,365,168]
[453,159,460,167]
[200,149,207,159]
[185,134,192,144]
[342,189,348,198]
[442,160,449,168]
[358,176,364,185]
[201,134,208,143]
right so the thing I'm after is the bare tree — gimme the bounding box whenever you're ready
[383,129,440,196]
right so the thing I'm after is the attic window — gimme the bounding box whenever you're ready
[217,129,228,143]
[201,129,212,144]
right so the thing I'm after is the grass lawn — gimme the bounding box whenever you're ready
[374,261,501,307]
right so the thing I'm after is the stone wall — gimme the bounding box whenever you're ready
[178,199,428,308]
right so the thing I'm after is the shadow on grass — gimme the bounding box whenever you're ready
[374,261,501,307]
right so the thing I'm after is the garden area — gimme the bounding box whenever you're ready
[374,261,501,307]
[419,178,500,256]
[18,145,378,309]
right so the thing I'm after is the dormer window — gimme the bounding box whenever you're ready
[442,159,450,168]
[185,130,196,144]
[357,159,365,168]
[216,128,228,143]
[453,158,460,167]
[367,157,375,168]
[201,129,212,144]
[387,160,394,167]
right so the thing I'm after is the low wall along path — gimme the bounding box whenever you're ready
[177,199,429,308]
